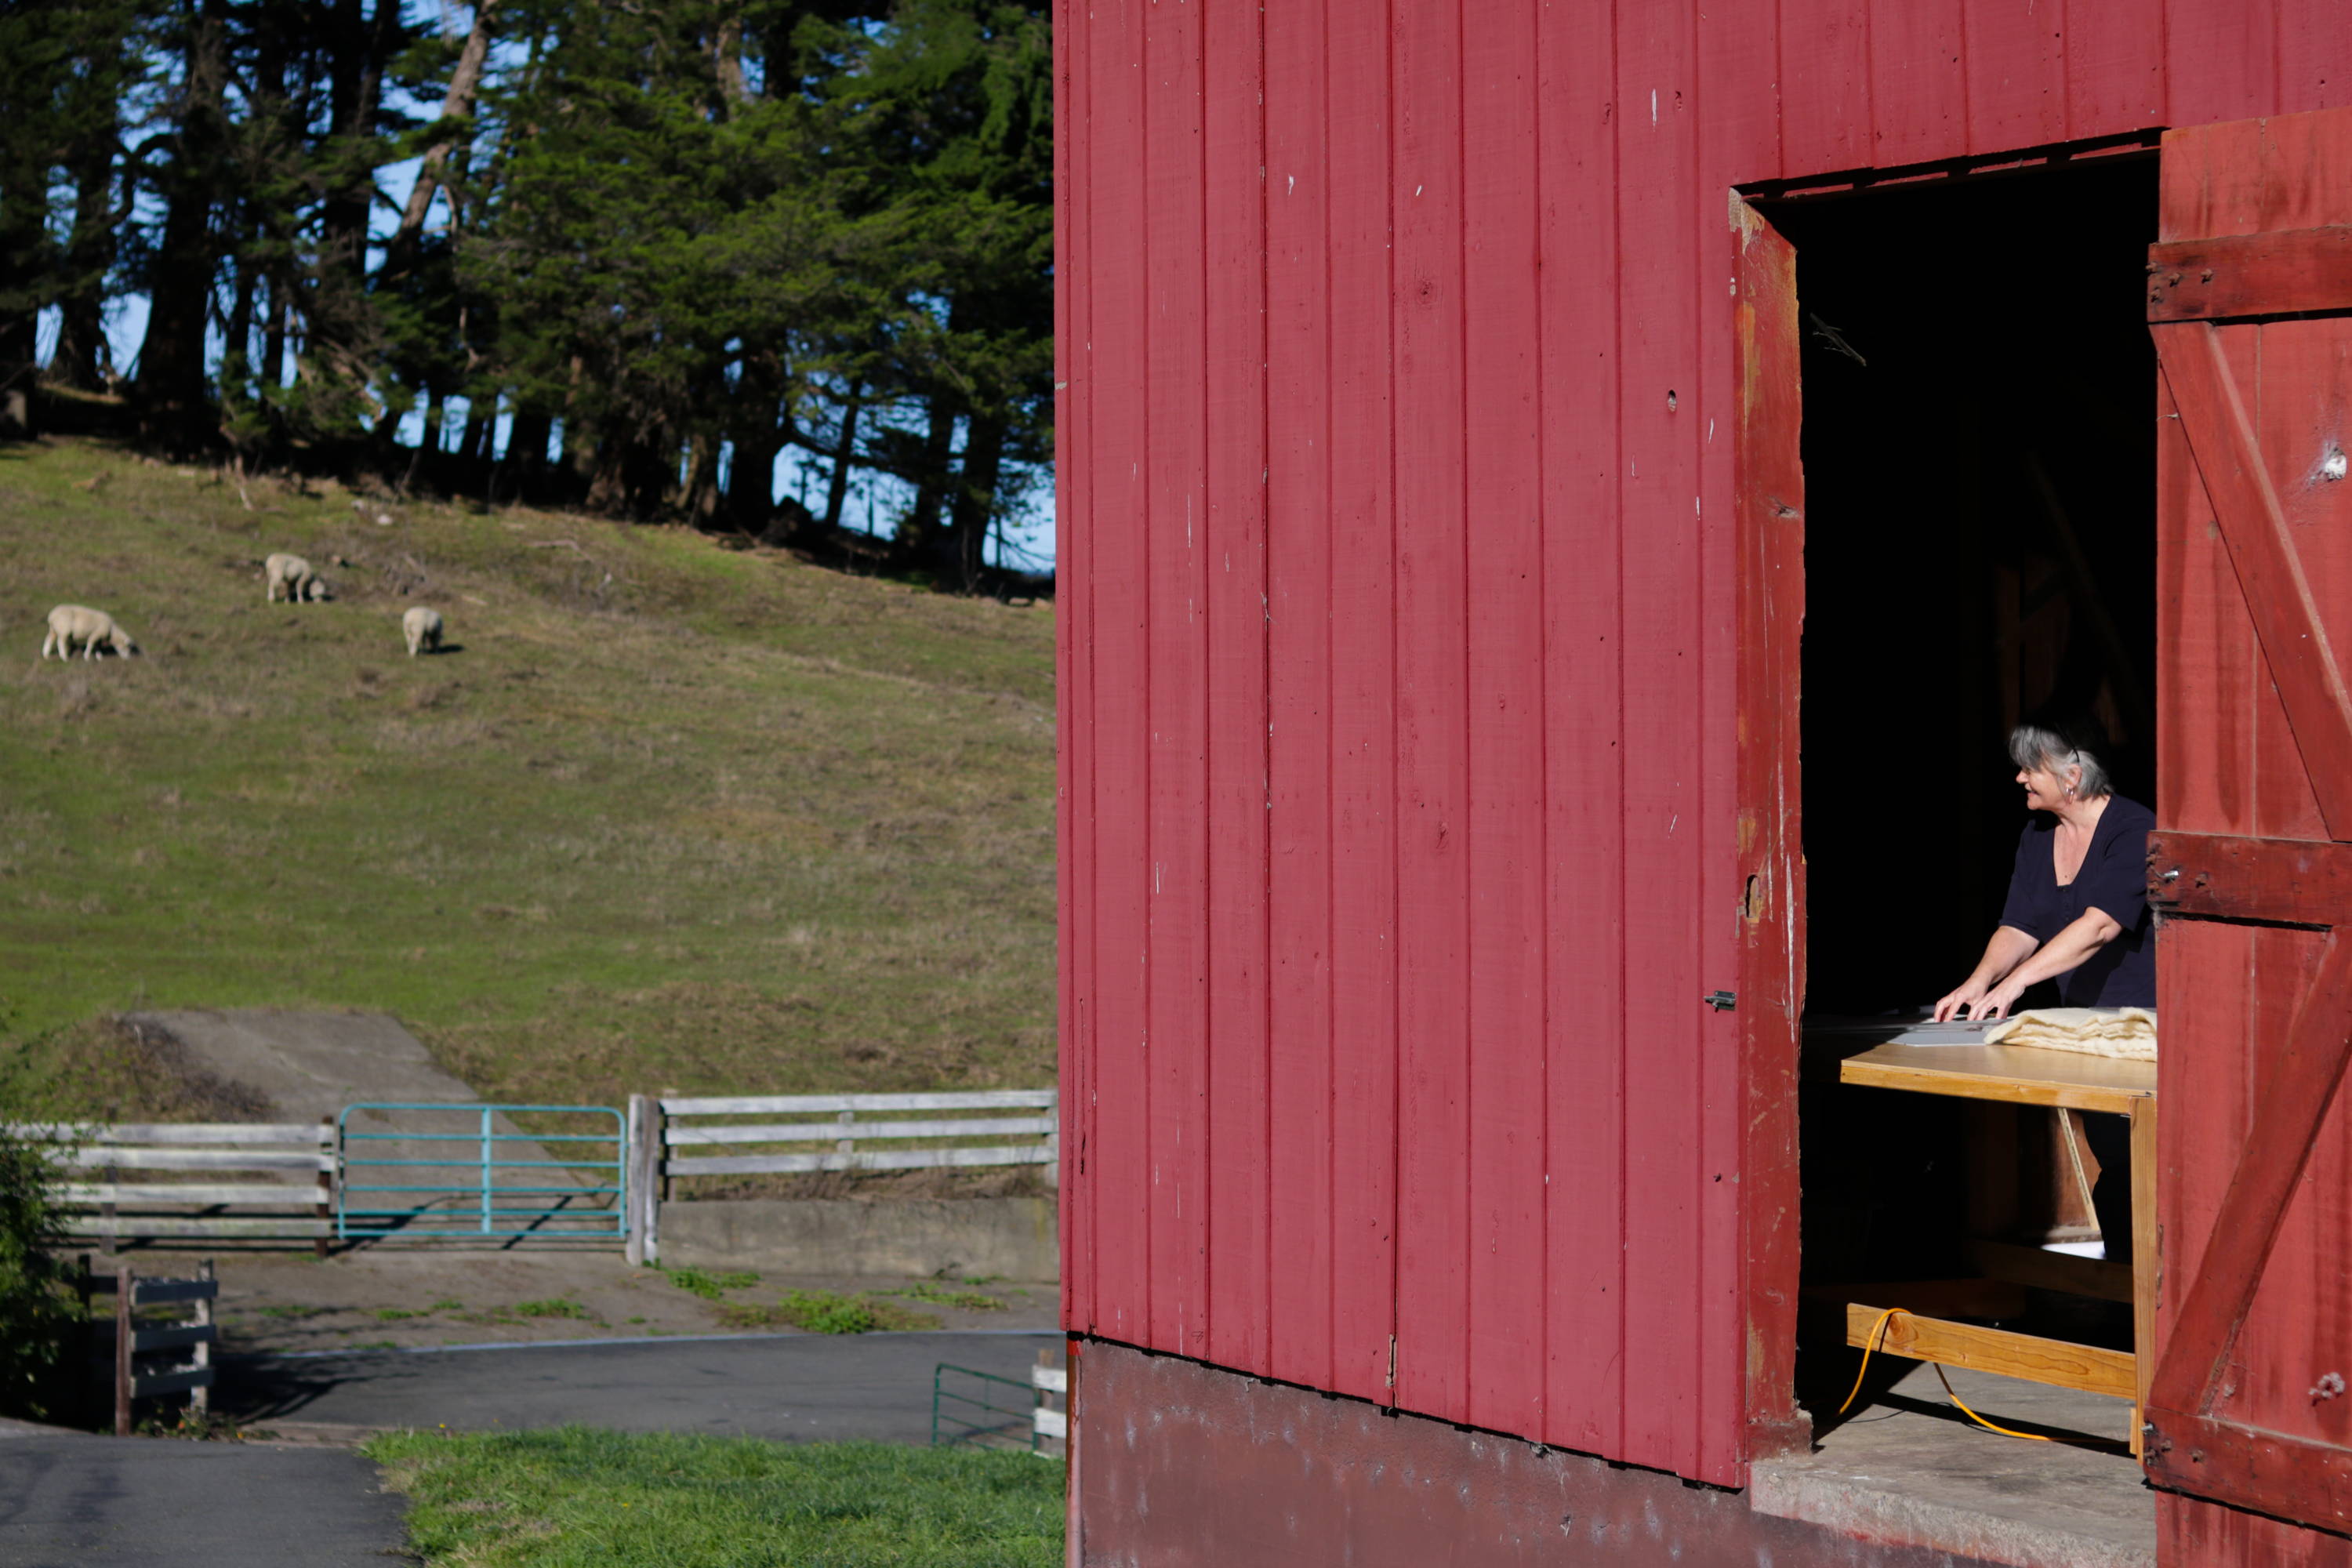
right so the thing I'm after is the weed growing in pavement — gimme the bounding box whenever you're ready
[374,1307,425,1321]
[138,1404,252,1441]
[512,1298,589,1320]
[660,1267,758,1301]
[713,1288,936,1334]
[887,1282,1007,1312]
[427,1298,464,1312]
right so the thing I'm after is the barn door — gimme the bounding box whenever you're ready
[2143,104,2352,1545]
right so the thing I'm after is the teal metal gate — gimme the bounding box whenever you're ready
[336,1103,627,1241]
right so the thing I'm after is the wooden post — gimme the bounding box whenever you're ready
[837,1108,855,1167]
[1044,1090,1061,1190]
[100,1154,117,1259]
[315,1116,334,1258]
[2129,1098,2159,1458]
[191,1258,212,1417]
[114,1265,132,1436]
[626,1094,662,1266]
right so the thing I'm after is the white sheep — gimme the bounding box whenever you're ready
[264,553,331,603]
[41,604,140,659]
[402,605,445,658]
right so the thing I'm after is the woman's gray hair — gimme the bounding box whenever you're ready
[2009,723,2112,800]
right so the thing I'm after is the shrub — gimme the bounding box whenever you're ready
[0,1126,78,1421]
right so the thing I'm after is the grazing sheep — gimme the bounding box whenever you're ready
[402,605,445,658]
[41,604,139,659]
[264,553,331,603]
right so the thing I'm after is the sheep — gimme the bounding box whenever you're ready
[402,605,445,658]
[264,553,331,603]
[41,604,139,659]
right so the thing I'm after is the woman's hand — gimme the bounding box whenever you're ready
[1933,981,1991,1023]
[1964,978,2028,1022]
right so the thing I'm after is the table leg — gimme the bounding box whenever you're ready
[2129,1098,2158,1458]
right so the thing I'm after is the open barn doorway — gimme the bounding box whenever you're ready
[1746,151,2164,1537]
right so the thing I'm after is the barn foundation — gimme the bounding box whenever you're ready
[1069,1338,2063,1568]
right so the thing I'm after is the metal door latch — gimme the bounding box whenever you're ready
[1704,990,1737,1012]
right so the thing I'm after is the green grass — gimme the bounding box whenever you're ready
[0,438,1054,1112]
[512,1298,590,1320]
[367,1428,1063,1566]
[660,1265,760,1301]
[887,1281,1007,1312]
[710,1287,936,1334]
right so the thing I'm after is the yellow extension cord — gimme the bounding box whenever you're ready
[1837,1305,2053,1442]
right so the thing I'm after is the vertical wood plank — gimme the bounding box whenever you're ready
[1780,0,1871,176]
[1962,0,2069,150]
[114,1266,132,1436]
[1723,200,1809,1473]
[1389,0,1472,1423]
[1053,0,1095,1331]
[1201,0,1270,1375]
[2277,0,2352,114]
[1459,0,1545,1442]
[1083,0,1152,1345]
[192,1258,212,1416]
[1867,0,1969,167]
[1700,1,1793,1485]
[1323,0,1400,1408]
[2164,0,2279,129]
[2063,0,2165,137]
[1537,0,1625,1462]
[1143,0,1211,1360]
[1264,0,1337,1396]
[1613,0,1706,1481]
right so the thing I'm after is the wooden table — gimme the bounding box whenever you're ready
[1834,1038,2157,1451]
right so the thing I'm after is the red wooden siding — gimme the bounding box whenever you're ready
[1056,0,2352,1490]
[2150,107,2352,1559]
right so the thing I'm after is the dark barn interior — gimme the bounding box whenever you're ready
[1771,155,2160,1317]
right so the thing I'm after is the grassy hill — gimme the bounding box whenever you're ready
[0,438,1054,1113]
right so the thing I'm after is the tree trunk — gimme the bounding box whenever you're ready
[320,0,403,281]
[899,391,960,561]
[459,398,491,464]
[505,405,552,492]
[726,350,785,530]
[223,241,259,385]
[136,0,232,442]
[383,0,497,283]
[946,412,1007,590]
[822,383,865,532]
[0,166,44,434]
[52,135,119,392]
[260,285,291,391]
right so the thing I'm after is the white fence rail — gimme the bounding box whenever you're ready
[626,1089,1058,1265]
[13,1122,336,1252]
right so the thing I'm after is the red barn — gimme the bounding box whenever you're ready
[1053,2,2352,1561]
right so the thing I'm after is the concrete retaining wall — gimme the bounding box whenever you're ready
[659,1197,1057,1282]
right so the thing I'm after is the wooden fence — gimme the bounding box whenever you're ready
[627,1090,1058,1266]
[85,1260,216,1435]
[16,1122,336,1254]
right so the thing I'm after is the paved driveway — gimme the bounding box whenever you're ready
[223,1329,1063,1443]
[0,1430,408,1568]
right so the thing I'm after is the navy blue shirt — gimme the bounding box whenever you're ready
[1996,796,2157,1009]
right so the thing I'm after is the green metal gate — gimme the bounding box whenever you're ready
[336,1103,626,1241]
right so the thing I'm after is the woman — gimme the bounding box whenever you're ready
[1933,720,2154,1259]
[1933,721,2156,1025]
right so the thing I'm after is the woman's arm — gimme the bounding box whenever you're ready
[1933,926,2043,1022]
[1970,906,2127,1019]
